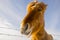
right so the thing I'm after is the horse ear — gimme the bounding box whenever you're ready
[40,2,47,8]
[45,4,47,10]
[45,4,47,7]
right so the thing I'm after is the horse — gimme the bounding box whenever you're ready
[20,2,53,40]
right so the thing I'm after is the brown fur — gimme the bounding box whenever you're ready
[20,2,53,40]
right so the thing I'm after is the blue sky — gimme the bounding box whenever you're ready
[0,0,60,40]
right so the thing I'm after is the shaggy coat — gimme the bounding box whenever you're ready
[20,2,53,40]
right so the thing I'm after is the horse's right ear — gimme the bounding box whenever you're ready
[46,4,47,6]
[45,4,47,8]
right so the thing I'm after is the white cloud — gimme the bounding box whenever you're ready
[0,0,21,28]
[0,17,20,40]
[0,17,18,34]
[0,17,31,40]
[0,17,13,28]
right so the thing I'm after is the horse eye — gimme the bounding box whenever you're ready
[32,3,35,6]
[38,8,42,11]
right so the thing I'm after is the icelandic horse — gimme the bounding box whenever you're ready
[20,1,53,40]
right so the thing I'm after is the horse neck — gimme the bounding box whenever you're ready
[31,24,46,40]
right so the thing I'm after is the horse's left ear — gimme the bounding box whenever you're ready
[44,4,47,10]
[40,2,47,9]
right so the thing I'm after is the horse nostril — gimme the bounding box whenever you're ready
[24,23,28,31]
